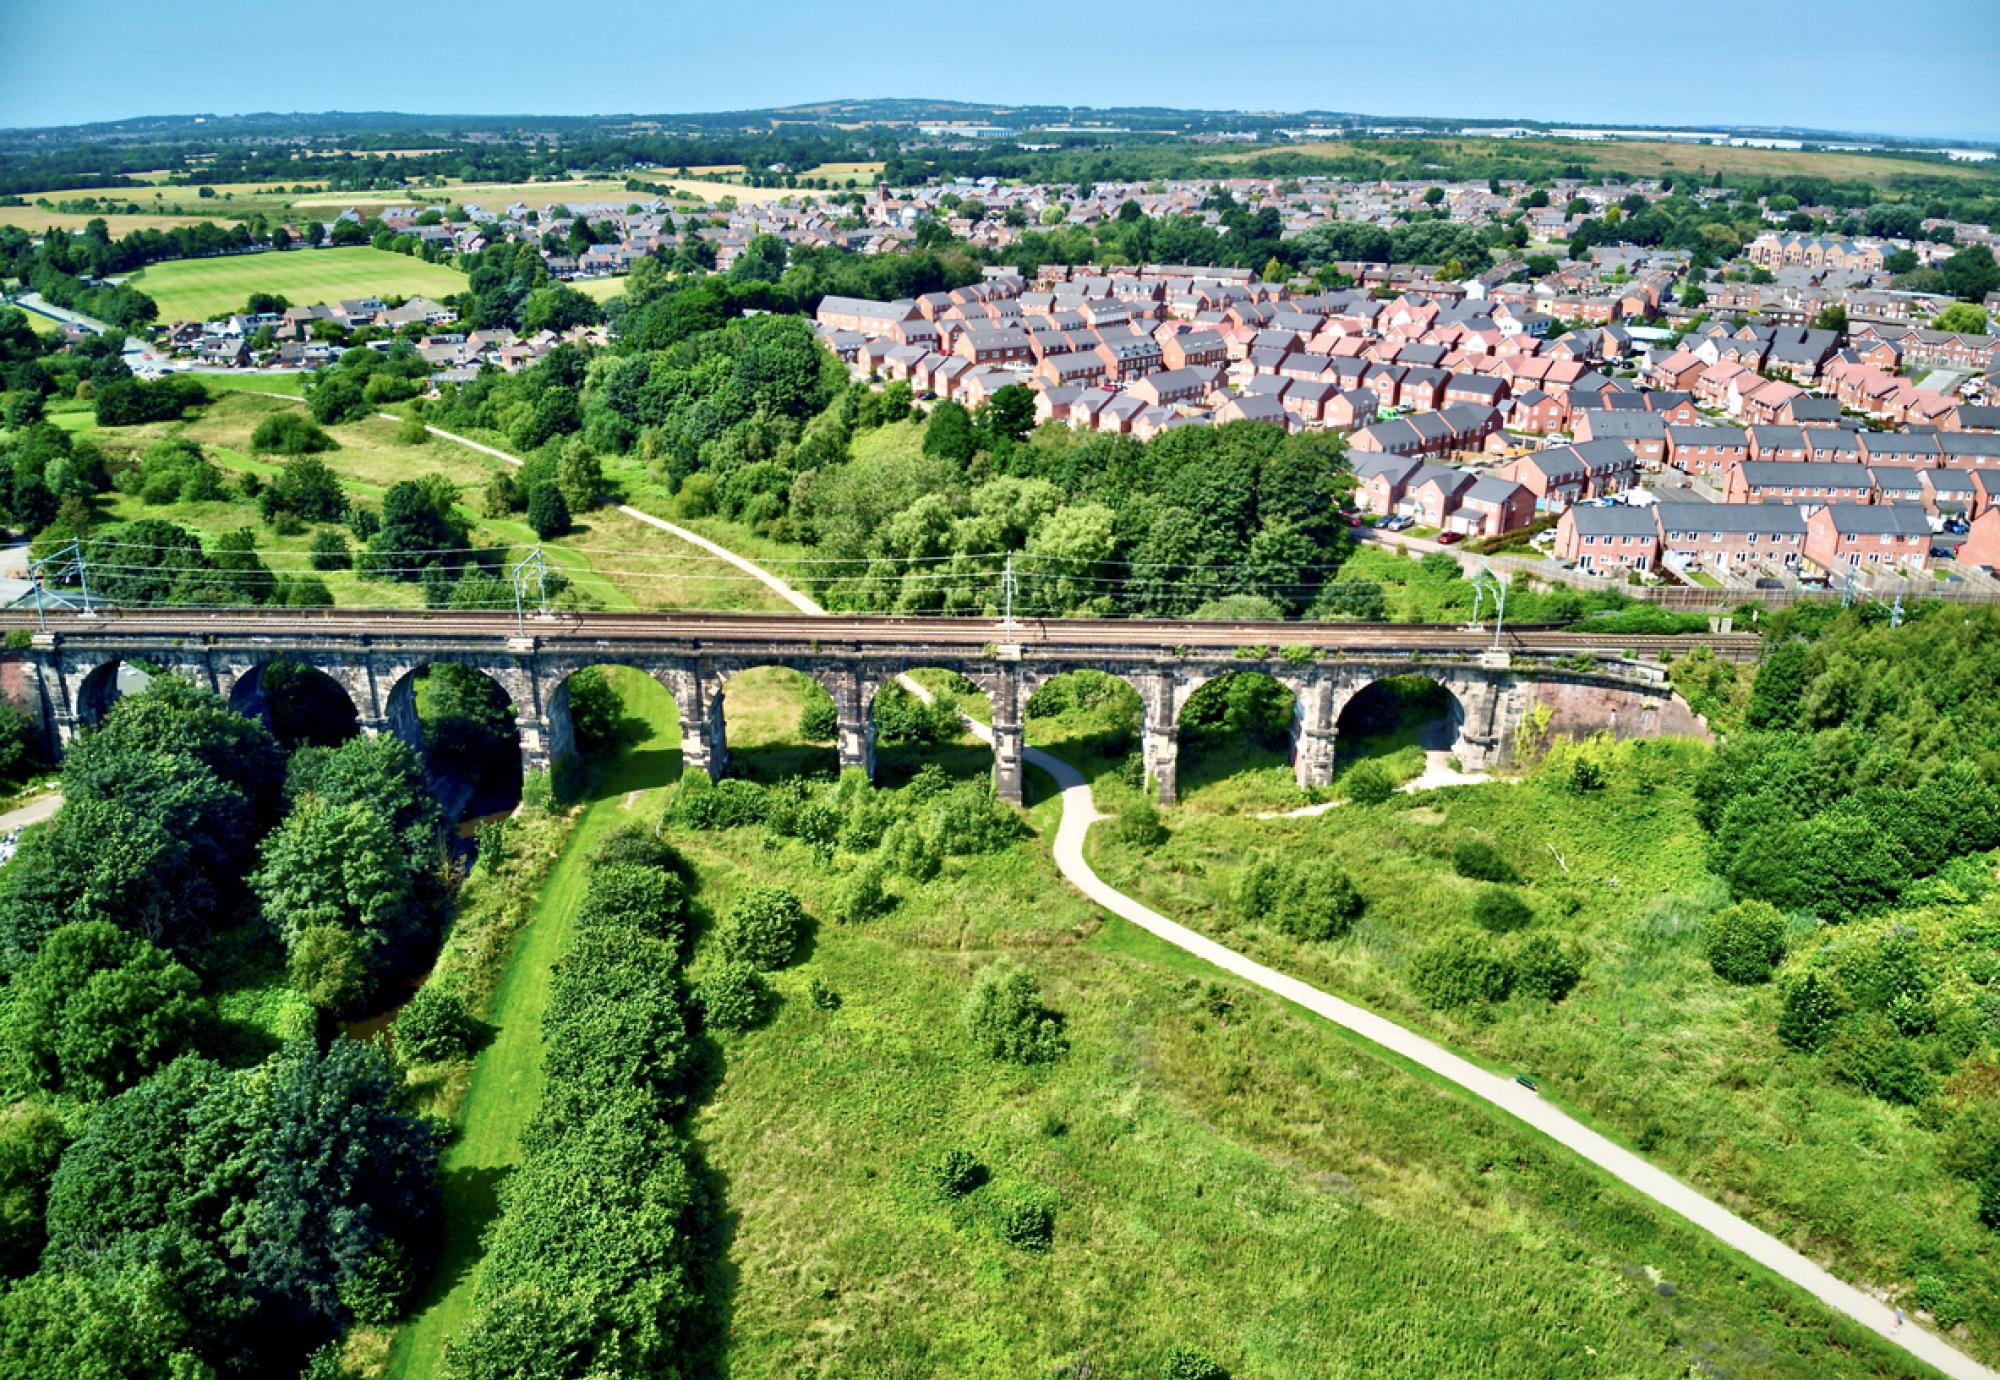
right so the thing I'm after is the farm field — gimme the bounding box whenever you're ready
[0,206,220,234]
[373,666,1935,1379]
[807,159,887,179]
[1205,136,2000,186]
[122,246,467,322]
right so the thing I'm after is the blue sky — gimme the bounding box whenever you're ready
[2,0,1996,141]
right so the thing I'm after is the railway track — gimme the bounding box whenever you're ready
[0,607,1764,662]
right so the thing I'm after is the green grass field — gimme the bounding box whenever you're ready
[1086,732,2000,1362]
[383,669,683,1380]
[412,670,1924,1379]
[59,391,793,615]
[123,246,467,322]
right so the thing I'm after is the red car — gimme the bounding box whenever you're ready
[1435,531,1464,545]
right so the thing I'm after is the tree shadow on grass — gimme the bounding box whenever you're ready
[414,1163,513,1309]
[681,1140,741,1379]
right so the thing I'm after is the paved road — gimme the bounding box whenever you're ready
[201,400,1990,1378]
[0,793,61,833]
[10,293,169,372]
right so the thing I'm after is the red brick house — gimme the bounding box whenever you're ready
[1802,503,1932,575]
[1553,505,1661,572]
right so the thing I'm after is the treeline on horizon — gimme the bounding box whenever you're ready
[4,109,1998,203]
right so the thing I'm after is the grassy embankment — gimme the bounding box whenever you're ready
[380,668,683,1379]
[48,389,792,614]
[1081,716,2000,1363]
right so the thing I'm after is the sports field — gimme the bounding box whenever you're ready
[123,246,467,322]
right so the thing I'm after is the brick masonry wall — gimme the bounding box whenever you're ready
[0,656,52,749]
[1521,677,1711,753]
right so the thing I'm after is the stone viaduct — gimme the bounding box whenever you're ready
[13,612,1727,803]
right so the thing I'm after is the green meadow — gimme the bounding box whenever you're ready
[124,246,467,322]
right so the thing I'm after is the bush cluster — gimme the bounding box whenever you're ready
[1450,836,1519,884]
[1342,760,1396,805]
[720,887,810,971]
[393,986,476,1064]
[1702,899,1787,985]
[1472,887,1533,934]
[1233,854,1364,942]
[1410,928,1586,1009]
[961,961,1068,1065]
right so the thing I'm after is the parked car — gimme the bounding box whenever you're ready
[1435,530,1464,545]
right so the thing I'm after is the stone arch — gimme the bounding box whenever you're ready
[69,657,152,731]
[1328,671,1467,782]
[865,663,997,789]
[1169,666,1302,801]
[1018,665,1145,779]
[1328,665,1506,773]
[382,661,524,817]
[706,662,846,784]
[540,661,683,789]
[224,657,362,751]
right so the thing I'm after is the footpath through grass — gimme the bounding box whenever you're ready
[384,670,682,1379]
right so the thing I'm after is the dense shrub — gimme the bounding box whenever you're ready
[961,961,1068,1065]
[998,1192,1056,1251]
[250,411,336,455]
[1410,927,1515,1009]
[798,696,837,740]
[308,529,351,570]
[720,887,809,970]
[873,683,960,745]
[924,781,1025,855]
[539,929,698,1129]
[394,986,477,1064]
[1233,855,1364,941]
[829,859,892,924]
[1824,1013,1932,1105]
[1342,760,1396,805]
[697,960,772,1033]
[1703,900,1787,984]
[881,817,942,882]
[927,1148,985,1198]
[1450,836,1519,884]
[448,1106,705,1380]
[669,772,768,830]
[807,976,842,1010]
[1164,1347,1231,1380]
[1777,972,1841,1051]
[1513,934,1583,1003]
[1472,887,1533,934]
[577,862,687,948]
[1113,792,1167,849]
